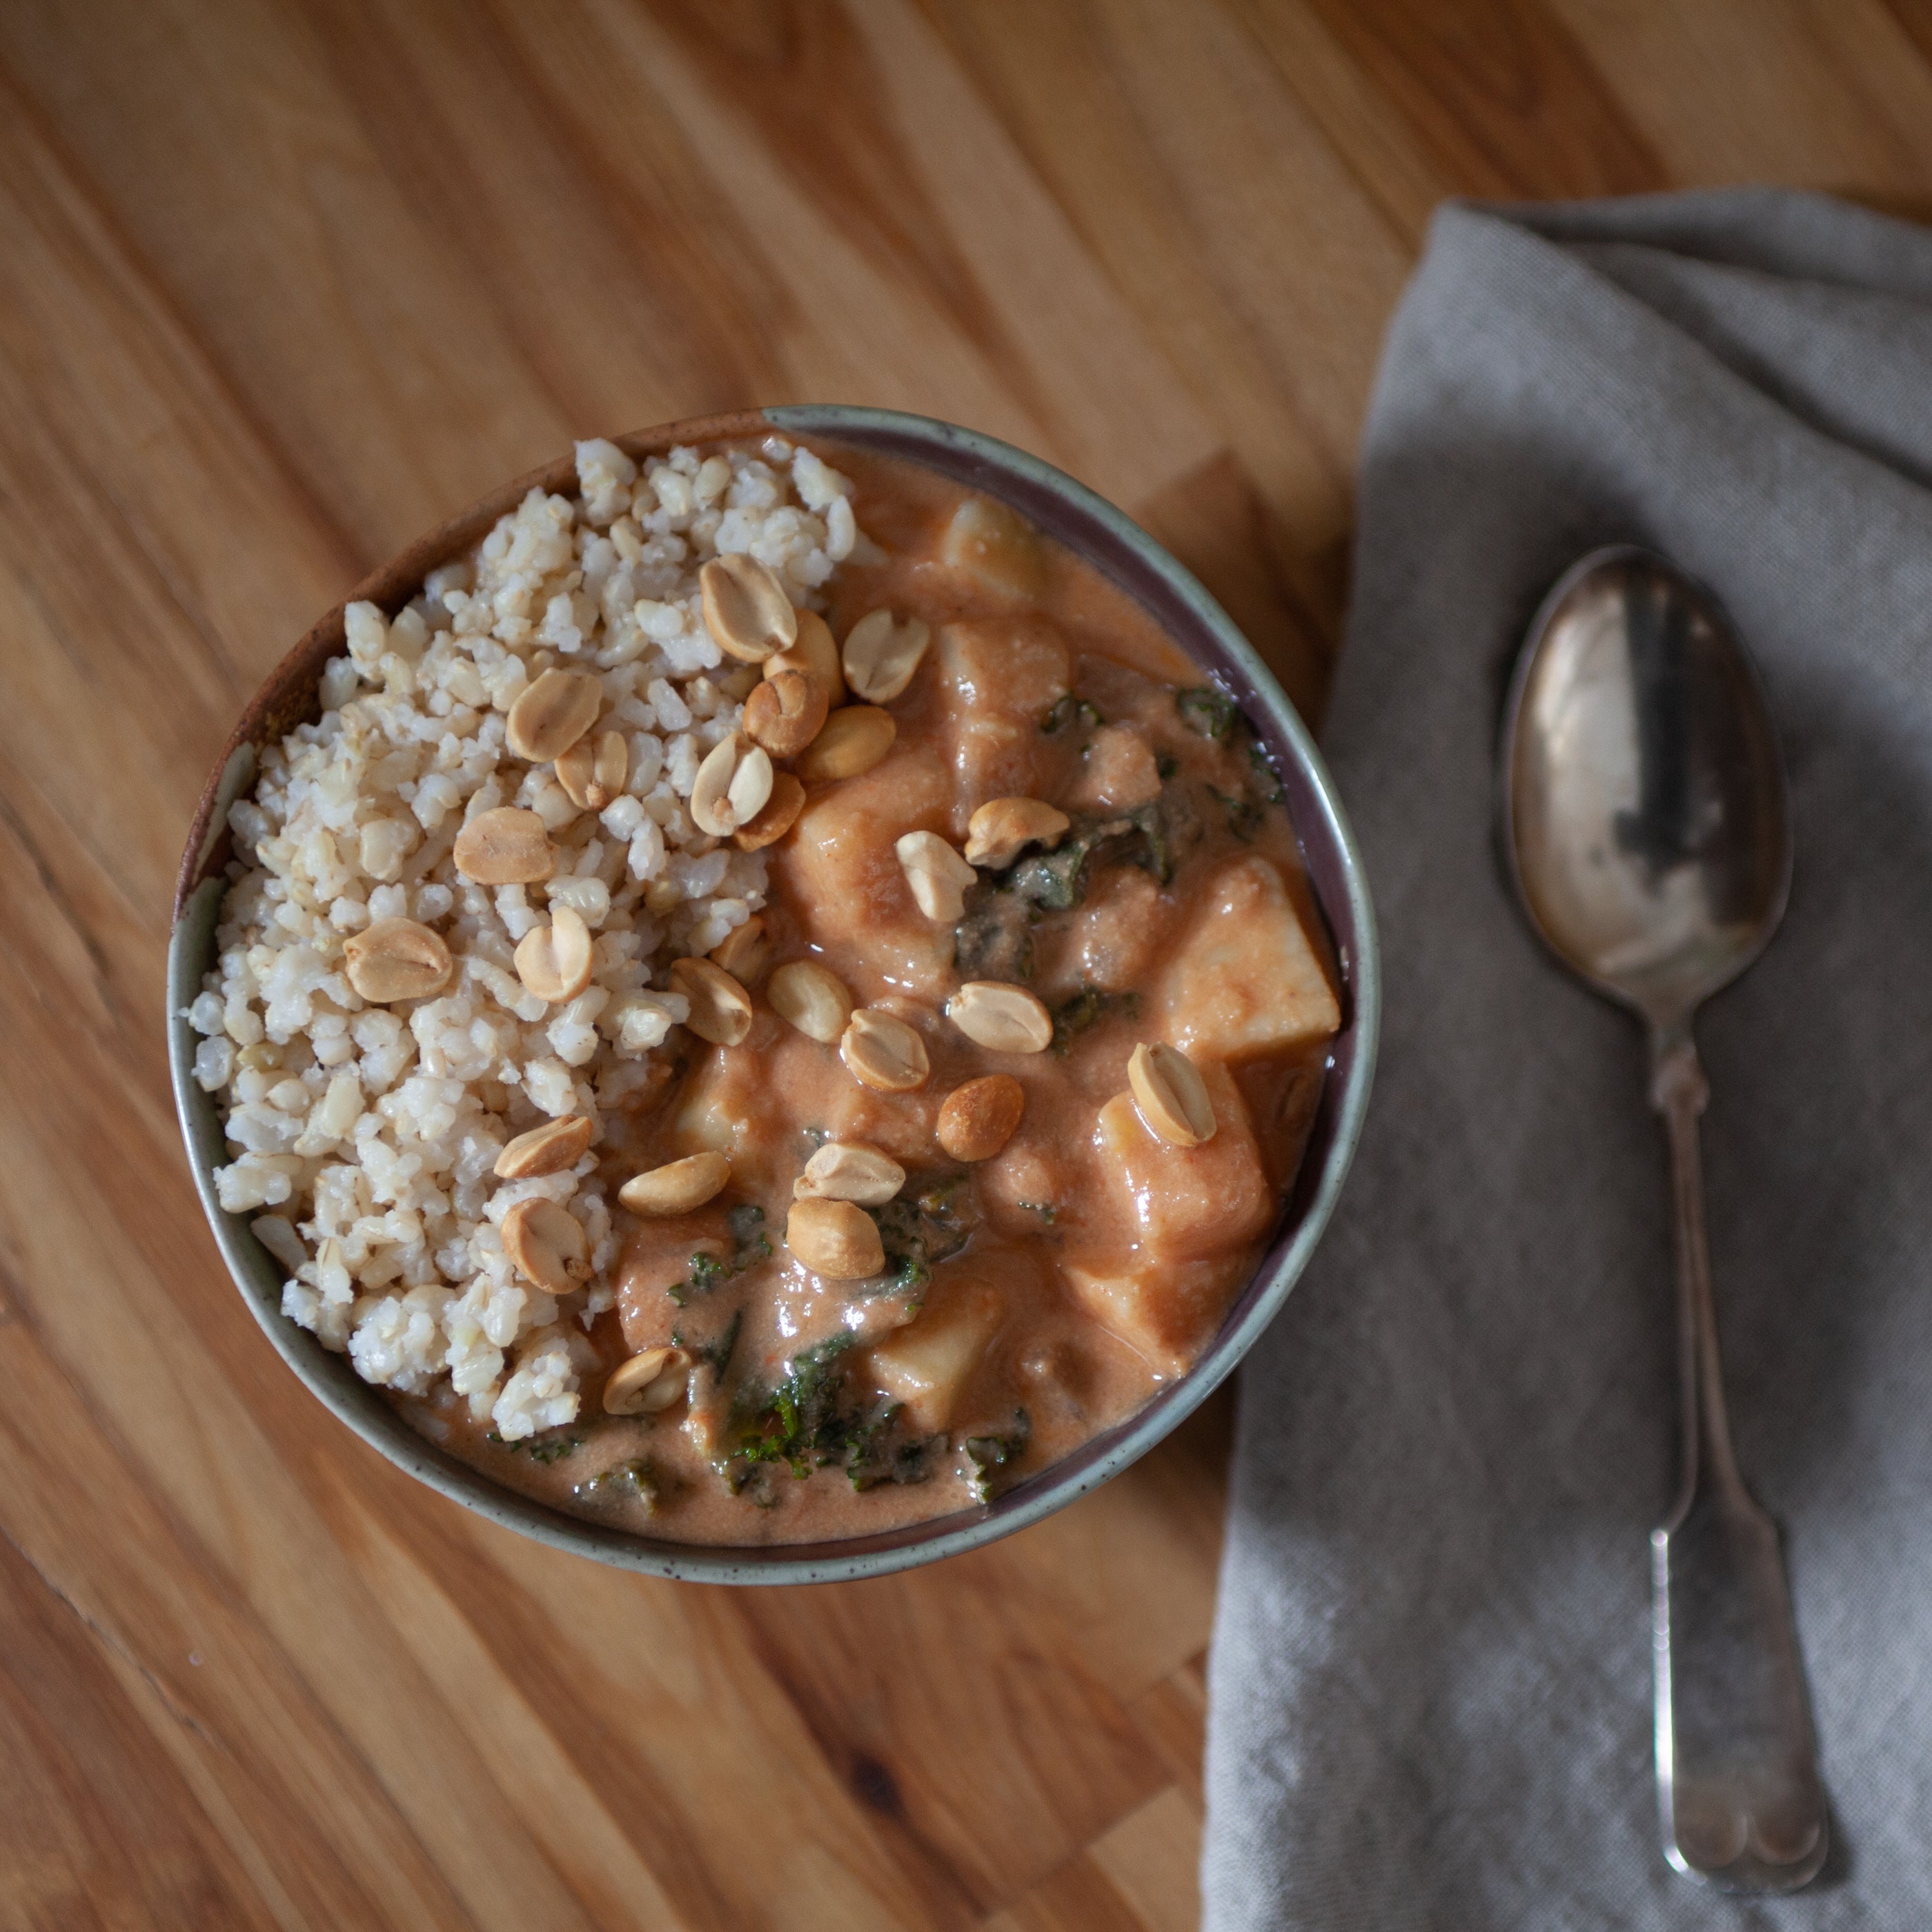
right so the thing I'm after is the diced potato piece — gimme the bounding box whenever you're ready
[1093,1063,1272,1262]
[1056,867,1165,996]
[934,617,1072,809]
[1065,1065,1273,1372]
[667,1027,842,1192]
[1065,724,1161,811]
[1060,1254,1245,1379]
[866,1274,1004,1431]
[773,751,954,996]
[938,495,1043,600]
[1152,855,1340,1061]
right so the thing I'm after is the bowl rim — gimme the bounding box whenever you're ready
[167,404,1379,1586]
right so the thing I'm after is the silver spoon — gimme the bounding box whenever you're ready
[1500,546,1827,1892]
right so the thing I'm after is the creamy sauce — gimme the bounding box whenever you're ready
[404,441,1339,1544]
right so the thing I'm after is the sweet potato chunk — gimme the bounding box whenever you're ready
[1065,1063,1272,1371]
[866,1273,1004,1430]
[1153,854,1340,1061]
[934,617,1071,810]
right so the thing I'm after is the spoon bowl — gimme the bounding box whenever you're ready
[1503,547,1790,1027]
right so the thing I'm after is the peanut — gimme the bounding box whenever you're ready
[690,734,774,838]
[840,1007,929,1091]
[556,729,629,810]
[842,609,931,703]
[794,1141,905,1205]
[796,706,894,782]
[454,807,554,885]
[699,553,798,662]
[669,956,753,1046]
[507,668,602,763]
[733,772,807,851]
[709,915,769,986]
[768,960,854,1043]
[767,609,845,705]
[946,981,1053,1055]
[964,796,1071,869]
[618,1151,732,1216]
[895,830,977,923]
[936,1075,1026,1162]
[603,1346,692,1417]
[501,1197,589,1294]
[1127,1041,1217,1147]
[494,1113,595,1180]
[513,903,594,1003]
[743,669,829,760]
[342,917,453,1004]
[786,1198,885,1281]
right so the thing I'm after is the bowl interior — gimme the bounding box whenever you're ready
[168,405,1378,1585]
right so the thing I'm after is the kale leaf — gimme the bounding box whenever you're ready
[1041,693,1104,736]
[725,1334,938,1492]
[1176,686,1237,738]
[963,1409,1032,1503]
[669,1203,772,1305]
[1049,983,1140,1054]
[572,1458,660,1512]
[868,1172,972,1297]
[954,883,1036,981]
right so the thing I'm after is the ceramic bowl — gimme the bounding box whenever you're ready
[168,406,1378,1585]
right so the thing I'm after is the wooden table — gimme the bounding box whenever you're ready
[4,5,1929,1925]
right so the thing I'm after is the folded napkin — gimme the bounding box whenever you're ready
[1204,190,1932,1929]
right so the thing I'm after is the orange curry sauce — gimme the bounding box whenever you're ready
[409,442,1340,1544]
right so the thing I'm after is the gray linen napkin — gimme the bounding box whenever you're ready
[1203,189,1932,1930]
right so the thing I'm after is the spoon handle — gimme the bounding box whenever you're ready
[1648,1027,1828,1891]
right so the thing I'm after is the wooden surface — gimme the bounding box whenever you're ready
[4,3,1932,1926]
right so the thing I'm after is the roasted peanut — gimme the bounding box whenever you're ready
[343,917,453,1004]
[507,668,602,763]
[1127,1041,1217,1147]
[946,981,1053,1055]
[768,960,854,1043]
[767,608,845,705]
[513,903,594,1003]
[603,1346,692,1417]
[840,1007,929,1091]
[796,706,894,782]
[895,831,978,924]
[743,669,829,760]
[494,1114,595,1180]
[618,1150,731,1215]
[842,609,931,703]
[500,1197,589,1294]
[669,956,753,1046]
[937,1074,1026,1161]
[690,734,774,838]
[709,916,770,986]
[556,729,629,810]
[733,772,806,851]
[786,1198,885,1280]
[964,797,1071,869]
[794,1141,905,1205]
[454,807,554,885]
[699,553,798,662]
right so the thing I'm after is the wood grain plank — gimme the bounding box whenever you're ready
[1287,0,1668,199]
[1551,0,1932,199]
[0,1528,279,1932]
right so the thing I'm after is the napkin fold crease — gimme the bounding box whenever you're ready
[1204,188,1932,1931]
